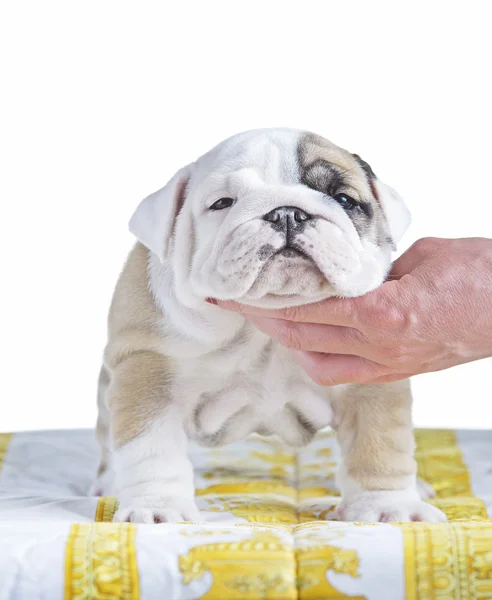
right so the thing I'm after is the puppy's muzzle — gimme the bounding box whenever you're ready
[263,206,314,258]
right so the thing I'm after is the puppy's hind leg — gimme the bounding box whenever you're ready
[90,366,116,496]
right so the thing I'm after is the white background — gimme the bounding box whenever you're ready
[1,1,491,432]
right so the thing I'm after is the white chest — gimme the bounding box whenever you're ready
[179,330,333,446]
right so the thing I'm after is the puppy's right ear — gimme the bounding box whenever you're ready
[129,164,194,262]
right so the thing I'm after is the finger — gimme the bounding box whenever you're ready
[248,316,376,359]
[292,350,392,386]
[389,253,422,280]
[364,372,413,384]
[210,296,365,327]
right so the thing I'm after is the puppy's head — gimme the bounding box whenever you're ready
[130,129,410,308]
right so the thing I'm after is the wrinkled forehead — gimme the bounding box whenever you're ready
[195,129,299,184]
[194,129,368,189]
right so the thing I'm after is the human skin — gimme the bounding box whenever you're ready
[211,237,492,385]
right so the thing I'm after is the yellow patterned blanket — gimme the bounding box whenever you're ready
[0,428,491,599]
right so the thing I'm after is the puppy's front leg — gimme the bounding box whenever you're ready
[331,380,446,523]
[107,352,200,524]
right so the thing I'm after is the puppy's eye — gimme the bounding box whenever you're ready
[209,197,235,211]
[334,193,357,211]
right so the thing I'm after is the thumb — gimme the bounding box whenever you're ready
[389,238,445,279]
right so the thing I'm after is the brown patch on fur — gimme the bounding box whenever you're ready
[95,366,111,476]
[107,350,174,448]
[105,242,167,365]
[97,243,176,449]
[331,380,417,491]
[298,132,362,175]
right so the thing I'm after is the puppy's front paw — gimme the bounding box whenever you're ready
[114,497,200,524]
[336,490,447,523]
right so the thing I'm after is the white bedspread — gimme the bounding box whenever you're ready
[1,428,491,600]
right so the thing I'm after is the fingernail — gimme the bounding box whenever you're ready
[205,298,218,305]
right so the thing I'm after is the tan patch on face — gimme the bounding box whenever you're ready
[298,132,375,200]
[298,132,361,173]
[297,132,386,242]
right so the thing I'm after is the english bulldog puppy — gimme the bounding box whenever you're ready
[94,128,446,524]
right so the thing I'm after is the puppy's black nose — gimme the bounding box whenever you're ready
[263,206,312,231]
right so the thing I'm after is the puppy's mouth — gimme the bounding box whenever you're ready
[241,238,331,304]
[253,242,320,288]
[277,245,311,260]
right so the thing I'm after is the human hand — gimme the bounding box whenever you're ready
[211,237,492,385]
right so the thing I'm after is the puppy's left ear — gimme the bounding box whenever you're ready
[352,154,411,249]
[372,179,411,249]
[129,163,194,262]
